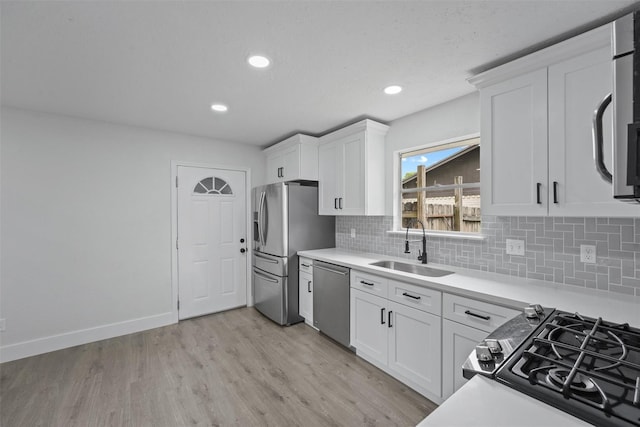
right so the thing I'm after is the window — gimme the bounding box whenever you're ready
[400,137,480,233]
[193,177,233,195]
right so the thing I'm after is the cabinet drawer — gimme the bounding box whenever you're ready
[443,293,521,333]
[388,280,441,316]
[299,257,313,274]
[350,270,387,297]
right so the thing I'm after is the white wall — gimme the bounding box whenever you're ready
[0,107,265,361]
[384,92,480,216]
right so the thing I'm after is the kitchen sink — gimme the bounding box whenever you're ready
[369,260,453,277]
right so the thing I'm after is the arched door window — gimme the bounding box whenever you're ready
[193,177,233,195]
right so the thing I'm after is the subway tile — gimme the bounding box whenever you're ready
[610,267,622,284]
[621,276,640,288]
[610,218,633,225]
[621,225,634,243]
[565,277,585,287]
[608,233,621,251]
[609,284,635,295]
[621,242,640,252]
[596,224,621,234]
[339,215,637,298]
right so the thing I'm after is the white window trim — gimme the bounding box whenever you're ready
[391,132,485,240]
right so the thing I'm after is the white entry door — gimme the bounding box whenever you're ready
[177,166,247,320]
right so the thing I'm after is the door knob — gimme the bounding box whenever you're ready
[240,248,246,253]
[240,238,245,243]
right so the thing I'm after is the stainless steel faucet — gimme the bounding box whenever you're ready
[404,220,428,264]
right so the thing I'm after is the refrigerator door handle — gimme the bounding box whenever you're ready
[254,252,278,263]
[253,268,279,283]
[258,191,266,246]
[592,93,613,183]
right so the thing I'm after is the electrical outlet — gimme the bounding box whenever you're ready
[350,228,356,238]
[0,319,5,332]
[505,239,525,256]
[580,245,596,264]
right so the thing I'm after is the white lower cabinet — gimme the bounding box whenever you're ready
[441,293,521,399]
[387,301,441,398]
[350,272,442,401]
[350,289,388,366]
[441,318,488,399]
[298,257,314,327]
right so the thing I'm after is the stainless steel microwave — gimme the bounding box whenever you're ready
[594,12,640,202]
[611,11,640,201]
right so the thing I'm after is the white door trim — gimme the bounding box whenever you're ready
[170,160,253,323]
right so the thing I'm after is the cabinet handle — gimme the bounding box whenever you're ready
[281,167,284,178]
[381,307,386,324]
[301,263,310,268]
[339,197,343,209]
[277,167,281,178]
[553,181,559,204]
[334,198,338,209]
[308,280,312,293]
[536,183,542,204]
[388,311,393,328]
[402,292,421,300]
[465,310,491,321]
[360,280,374,286]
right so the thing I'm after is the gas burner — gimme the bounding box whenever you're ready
[545,368,598,394]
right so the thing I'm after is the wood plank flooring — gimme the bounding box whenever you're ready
[1,307,437,426]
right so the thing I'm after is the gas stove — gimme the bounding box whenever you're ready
[463,306,640,427]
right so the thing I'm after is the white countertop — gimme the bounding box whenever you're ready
[416,375,592,427]
[297,248,640,326]
[298,248,640,427]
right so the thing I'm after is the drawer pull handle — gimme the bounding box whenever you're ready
[402,292,421,300]
[381,308,386,324]
[301,263,311,268]
[465,310,490,321]
[360,280,374,286]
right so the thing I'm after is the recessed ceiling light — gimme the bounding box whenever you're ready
[247,55,271,68]
[210,103,228,113]
[384,85,403,95]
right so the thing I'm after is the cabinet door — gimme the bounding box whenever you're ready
[350,289,388,368]
[318,141,340,215]
[299,271,313,326]
[387,301,442,398]
[340,133,366,215]
[281,145,299,181]
[442,319,488,399]
[266,152,283,184]
[548,46,640,216]
[480,68,548,215]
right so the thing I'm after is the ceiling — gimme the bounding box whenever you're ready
[2,1,638,148]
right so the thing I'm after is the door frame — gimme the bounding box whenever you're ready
[170,160,253,323]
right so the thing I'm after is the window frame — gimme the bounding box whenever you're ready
[392,132,485,239]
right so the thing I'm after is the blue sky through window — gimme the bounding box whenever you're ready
[401,146,467,178]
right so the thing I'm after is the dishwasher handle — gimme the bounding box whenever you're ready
[314,264,349,276]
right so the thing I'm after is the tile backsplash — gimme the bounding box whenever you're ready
[336,215,640,296]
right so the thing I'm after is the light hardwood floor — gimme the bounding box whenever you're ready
[1,307,437,426]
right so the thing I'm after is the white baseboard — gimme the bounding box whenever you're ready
[0,312,175,363]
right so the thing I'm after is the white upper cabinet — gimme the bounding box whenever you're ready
[471,23,640,217]
[317,119,388,216]
[263,134,318,184]
[478,69,548,216]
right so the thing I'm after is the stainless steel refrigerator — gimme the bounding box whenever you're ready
[252,182,335,325]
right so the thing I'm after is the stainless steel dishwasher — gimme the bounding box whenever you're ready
[313,260,351,348]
